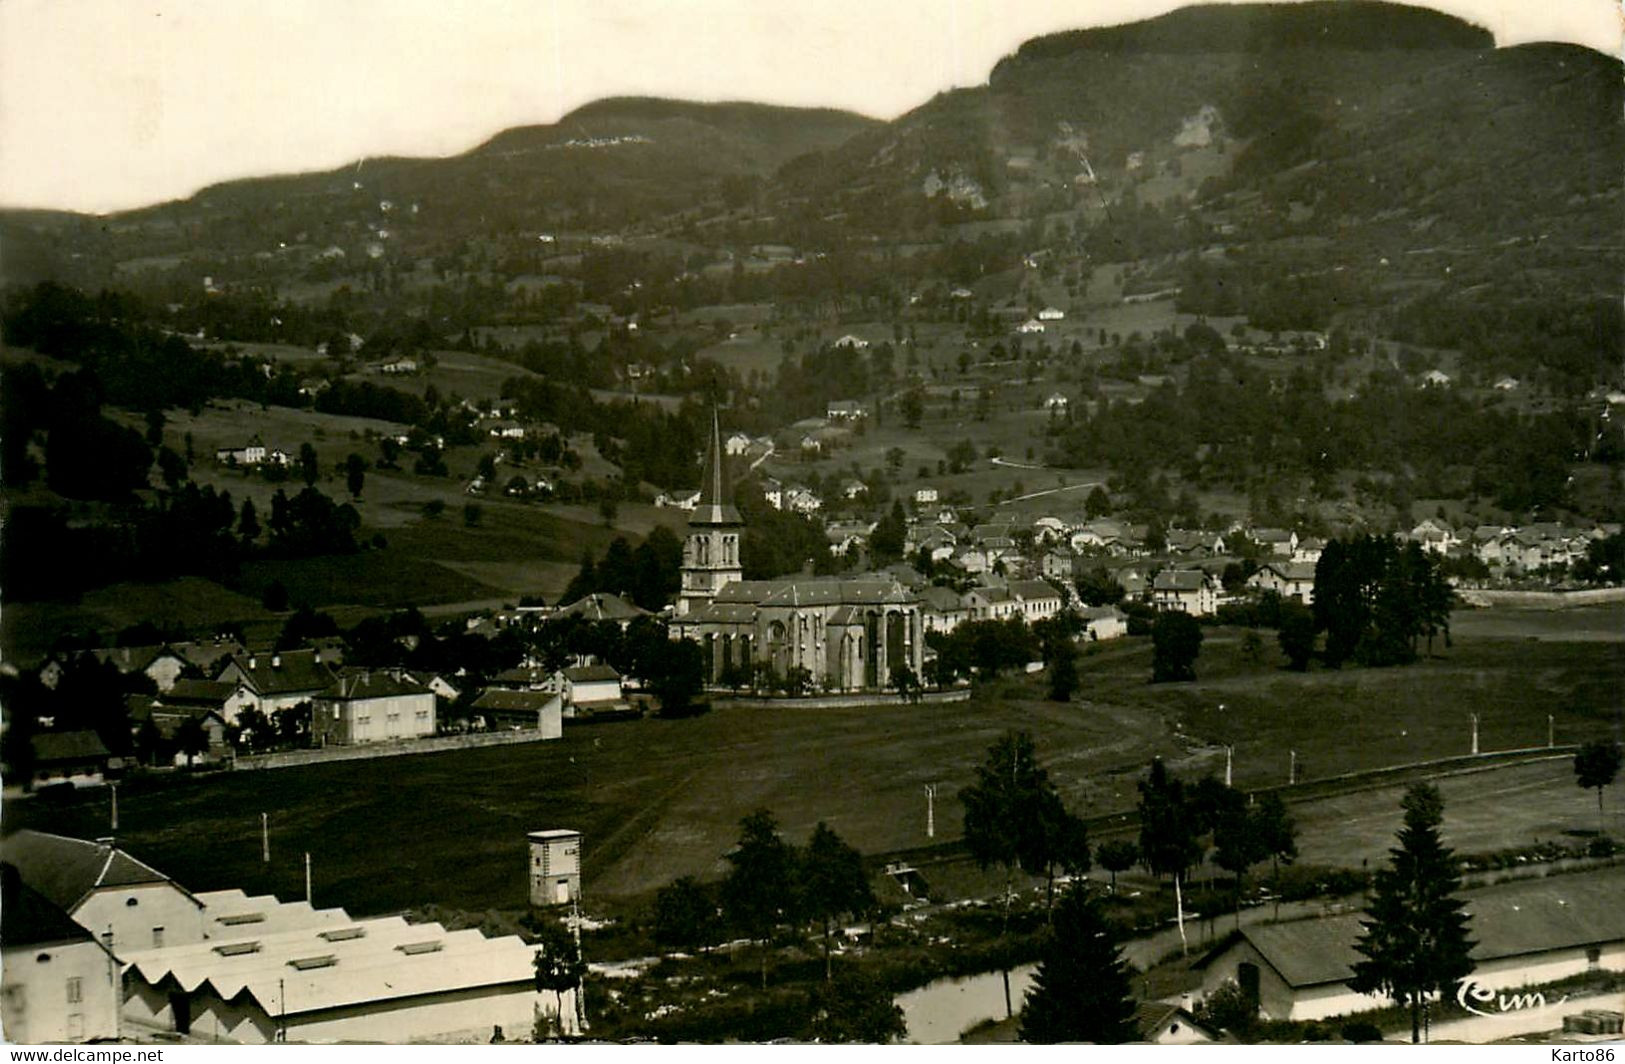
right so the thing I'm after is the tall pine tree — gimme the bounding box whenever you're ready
[1349,783,1476,1043]
[1019,886,1139,1044]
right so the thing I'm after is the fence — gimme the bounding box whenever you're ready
[233,727,557,771]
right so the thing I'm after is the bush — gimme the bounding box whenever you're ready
[1340,1021,1384,1043]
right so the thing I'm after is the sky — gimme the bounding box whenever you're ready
[0,0,1618,215]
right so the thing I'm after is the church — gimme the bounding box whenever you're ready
[671,414,925,693]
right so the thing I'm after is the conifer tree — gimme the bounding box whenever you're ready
[1349,783,1475,1043]
[1019,886,1138,1044]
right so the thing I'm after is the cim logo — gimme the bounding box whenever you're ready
[1456,980,1567,1018]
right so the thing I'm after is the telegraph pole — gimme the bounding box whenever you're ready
[1289,749,1297,785]
[1224,745,1234,788]
[924,783,938,838]
[109,782,119,832]
[1548,714,1555,749]
[304,852,312,903]
[1470,713,1480,756]
[261,813,270,863]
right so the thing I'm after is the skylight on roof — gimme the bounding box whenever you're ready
[318,927,366,942]
[287,955,337,970]
[213,941,261,956]
[217,913,265,926]
[395,941,443,955]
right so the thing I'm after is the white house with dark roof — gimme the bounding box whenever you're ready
[1194,865,1625,1023]
[1152,569,1218,616]
[312,670,436,745]
[215,649,336,718]
[1248,561,1317,604]
[1,831,208,953]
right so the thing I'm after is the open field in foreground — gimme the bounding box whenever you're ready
[9,605,1620,916]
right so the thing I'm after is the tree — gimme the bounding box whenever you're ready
[298,442,319,487]
[800,822,875,980]
[531,918,586,1038]
[960,731,1060,928]
[869,500,907,565]
[722,809,797,988]
[1018,886,1139,1044]
[1349,783,1476,1044]
[652,876,720,956]
[463,502,484,527]
[1046,639,1078,702]
[1137,758,1201,953]
[888,663,922,703]
[238,498,262,544]
[807,970,906,1043]
[1097,839,1138,894]
[1574,740,1623,837]
[1253,792,1298,916]
[1278,601,1316,671]
[1074,566,1125,607]
[1150,611,1203,682]
[174,714,210,767]
[1085,484,1112,518]
[1211,791,1268,926]
[344,453,367,499]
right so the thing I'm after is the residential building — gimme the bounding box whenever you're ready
[919,586,969,634]
[26,732,112,791]
[159,677,256,728]
[1080,606,1129,641]
[1017,319,1045,334]
[1152,569,1218,616]
[826,399,870,419]
[1250,528,1297,557]
[311,670,436,745]
[1134,1001,1215,1044]
[1194,866,1625,1023]
[87,645,188,693]
[553,592,650,627]
[215,650,336,718]
[1038,306,1066,322]
[1,831,208,953]
[914,487,940,506]
[550,665,624,717]
[469,690,563,738]
[1248,561,1317,605]
[1044,392,1069,412]
[1,865,121,1044]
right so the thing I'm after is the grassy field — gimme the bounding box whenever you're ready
[11,605,1620,917]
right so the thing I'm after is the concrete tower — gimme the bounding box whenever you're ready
[678,411,743,615]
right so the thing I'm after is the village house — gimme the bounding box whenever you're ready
[2,831,208,953]
[1293,537,1326,565]
[1152,568,1218,616]
[1409,519,1458,555]
[826,399,870,420]
[158,677,256,727]
[311,670,436,745]
[1080,605,1129,641]
[1017,318,1046,334]
[1249,528,1297,556]
[1038,306,1066,322]
[87,645,188,693]
[548,664,624,717]
[215,649,336,719]
[1194,866,1625,1023]
[1166,529,1228,559]
[553,591,649,627]
[913,487,940,506]
[469,690,564,737]
[840,478,869,501]
[215,437,268,466]
[724,431,753,456]
[1044,392,1069,412]
[919,586,970,635]
[1,865,122,1044]
[831,335,869,350]
[1133,1001,1215,1044]
[128,701,230,766]
[1248,561,1317,604]
[26,732,113,792]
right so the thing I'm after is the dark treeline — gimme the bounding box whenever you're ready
[1312,535,1454,667]
[1051,359,1615,516]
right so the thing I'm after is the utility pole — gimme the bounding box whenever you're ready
[304,852,312,904]
[261,813,270,863]
[571,895,587,1034]
[1289,749,1297,785]
[924,783,938,838]
[1548,714,1555,749]
[1224,745,1233,788]
[109,782,119,832]
[1470,713,1480,756]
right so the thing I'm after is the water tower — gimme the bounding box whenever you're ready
[527,830,582,907]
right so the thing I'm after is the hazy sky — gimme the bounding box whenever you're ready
[1,0,1618,214]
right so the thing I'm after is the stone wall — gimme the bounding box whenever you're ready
[233,728,556,771]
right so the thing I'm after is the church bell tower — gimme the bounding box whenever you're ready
[678,411,743,615]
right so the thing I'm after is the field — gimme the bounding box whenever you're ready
[12,605,1620,918]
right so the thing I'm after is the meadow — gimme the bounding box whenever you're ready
[12,605,1619,918]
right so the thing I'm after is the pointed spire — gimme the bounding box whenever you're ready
[692,408,741,527]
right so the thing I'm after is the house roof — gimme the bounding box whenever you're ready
[88,644,178,674]
[321,670,431,701]
[920,586,967,612]
[1197,866,1625,989]
[170,640,248,672]
[490,665,553,686]
[1008,579,1060,602]
[29,730,111,764]
[562,664,620,683]
[1256,561,1318,582]
[1134,1001,1212,1042]
[1,864,103,950]
[2,830,200,916]
[221,650,335,697]
[163,678,244,706]
[471,690,559,712]
[1154,569,1209,592]
[554,592,649,622]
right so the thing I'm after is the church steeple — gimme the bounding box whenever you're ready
[692,409,741,527]
[678,409,743,615]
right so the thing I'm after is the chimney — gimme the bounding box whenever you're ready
[271,653,281,669]
[248,655,257,670]
[312,649,322,665]
[96,837,116,850]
